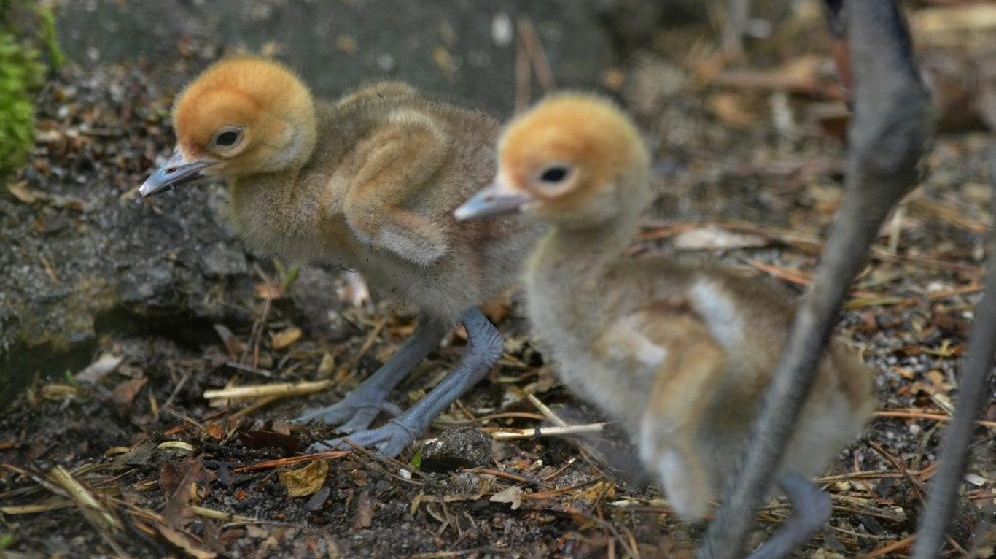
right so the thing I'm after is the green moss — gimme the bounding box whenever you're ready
[36,5,65,68]
[0,32,42,178]
[0,0,63,179]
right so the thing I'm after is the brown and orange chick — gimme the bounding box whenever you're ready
[141,57,540,457]
[455,94,874,559]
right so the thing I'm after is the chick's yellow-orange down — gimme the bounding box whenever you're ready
[141,57,540,457]
[456,94,874,559]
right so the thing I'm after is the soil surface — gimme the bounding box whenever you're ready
[2,2,995,558]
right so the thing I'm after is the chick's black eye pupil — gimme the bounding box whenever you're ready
[216,130,239,146]
[540,166,568,182]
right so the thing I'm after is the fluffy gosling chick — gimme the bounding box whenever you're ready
[140,57,539,457]
[455,94,875,559]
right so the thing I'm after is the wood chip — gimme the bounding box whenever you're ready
[271,326,302,349]
[76,353,124,384]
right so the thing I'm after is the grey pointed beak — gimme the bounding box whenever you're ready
[139,149,216,197]
[454,181,533,221]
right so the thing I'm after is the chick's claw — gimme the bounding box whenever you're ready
[308,420,418,458]
[292,396,403,433]
[338,402,403,433]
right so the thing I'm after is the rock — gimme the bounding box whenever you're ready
[55,0,617,115]
[419,427,493,472]
[0,63,287,412]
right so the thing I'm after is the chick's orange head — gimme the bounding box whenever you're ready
[172,57,316,176]
[497,94,649,206]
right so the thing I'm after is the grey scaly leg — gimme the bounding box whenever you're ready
[293,315,449,432]
[698,1,934,557]
[744,473,832,559]
[911,148,996,559]
[308,307,503,457]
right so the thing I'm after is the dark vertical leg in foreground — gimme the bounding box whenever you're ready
[911,149,996,559]
[697,1,934,557]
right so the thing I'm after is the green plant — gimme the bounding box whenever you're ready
[273,258,301,292]
[0,1,63,179]
[0,532,14,550]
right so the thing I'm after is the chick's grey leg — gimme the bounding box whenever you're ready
[911,148,996,559]
[744,472,832,559]
[308,307,503,457]
[698,1,934,557]
[293,315,449,432]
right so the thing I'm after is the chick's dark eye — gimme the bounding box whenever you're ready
[214,130,240,147]
[539,165,570,183]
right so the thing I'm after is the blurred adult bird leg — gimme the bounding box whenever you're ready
[912,148,996,559]
[698,1,935,557]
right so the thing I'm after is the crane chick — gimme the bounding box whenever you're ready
[141,57,540,457]
[455,94,874,559]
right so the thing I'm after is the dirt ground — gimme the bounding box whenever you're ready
[2,4,995,559]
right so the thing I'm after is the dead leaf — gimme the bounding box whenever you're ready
[707,92,758,129]
[161,459,212,529]
[271,326,302,350]
[713,55,835,97]
[202,423,225,441]
[279,459,329,497]
[910,370,953,404]
[7,181,42,203]
[237,429,302,454]
[926,369,947,389]
[159,459,212,502]
[111,378,147,408]
[578,481,615,505]
[894,366,916,381]
[159,459,214,496]
[39,383,80,401]
[490,485,524,510]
